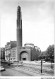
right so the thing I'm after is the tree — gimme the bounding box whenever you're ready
[38,51,46,60]
[45,45,54,63]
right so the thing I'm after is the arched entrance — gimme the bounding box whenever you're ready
[20,51,29,61]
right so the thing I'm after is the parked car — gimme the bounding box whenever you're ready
[0,66,5,71]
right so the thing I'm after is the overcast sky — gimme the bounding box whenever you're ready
[1,0,54,51]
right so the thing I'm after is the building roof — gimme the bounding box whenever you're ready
[5,41,17,50]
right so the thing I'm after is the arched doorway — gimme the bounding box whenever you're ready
[20,51,29,61]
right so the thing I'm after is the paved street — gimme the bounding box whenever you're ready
[0,63,32,76]
[0,67,32,76]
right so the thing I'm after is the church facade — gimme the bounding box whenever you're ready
[5,42,41,62]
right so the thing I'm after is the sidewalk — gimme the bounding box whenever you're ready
[11,61,54,76]
[11,66,53,76]
[12,66,41,76]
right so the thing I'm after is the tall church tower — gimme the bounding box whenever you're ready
[17,6,22,61]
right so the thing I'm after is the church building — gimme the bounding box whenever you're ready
[5,6,41,62]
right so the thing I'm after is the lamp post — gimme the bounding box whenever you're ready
[41,59,43,73]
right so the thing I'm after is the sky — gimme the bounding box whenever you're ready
[1,0,54,51]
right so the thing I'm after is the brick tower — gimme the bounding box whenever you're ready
[17,6,22,61]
